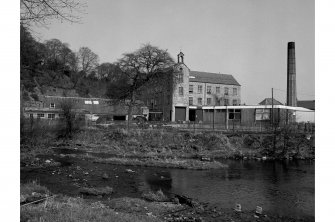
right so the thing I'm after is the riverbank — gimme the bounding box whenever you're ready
[21,181,313,222]
[21,127,315,167]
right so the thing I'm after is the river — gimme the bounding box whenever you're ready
[21,155,314,220]
[141,159,314,219]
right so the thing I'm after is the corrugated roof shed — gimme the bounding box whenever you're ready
[258,98,283,105]
[297,100,315,110]
[189,71,240,86]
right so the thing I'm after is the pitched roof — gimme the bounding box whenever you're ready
[297,100,315,110]
[189,71,240,86]
[258,98,283,105]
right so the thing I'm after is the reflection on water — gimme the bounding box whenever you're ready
[142,160,314,218]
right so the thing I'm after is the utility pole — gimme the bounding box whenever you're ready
[212,106,215,130]
[271,88,274,130]
[272,88,276,155]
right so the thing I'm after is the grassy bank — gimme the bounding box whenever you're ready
[20,182,181,222]
[94,156,227,170]
[21,125,315,167]
[71,127,315,160]
[21,182,313,222]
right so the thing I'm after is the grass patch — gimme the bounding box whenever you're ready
[21,196,161,222]
[94,157,227,170]
[107,197,183,216]
[21,181,51,204]
[79,186,114,196]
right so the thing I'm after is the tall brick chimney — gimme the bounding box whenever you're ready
[287,42,297,107]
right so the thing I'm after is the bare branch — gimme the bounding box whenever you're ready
[20,0,86,26]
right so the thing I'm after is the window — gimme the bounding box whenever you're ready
[198,98,202,105]
[85,100,92,104]
[178,87,184,96]
[207,98,212,105]
[255,109,270,120]
[207,86,212,94]
[233,99,238,106]
[29,114,33,118]
[224,99,229,106]
[233,88,237,96]
[50,103,55,108]
[189,85,193,94]
[93,101,99,104]
[37,113,44,118]
[228,109,241,120]
[224,87,229,95]
[189,97,193,105]
[177,72,183,83]
[198,85,203,94]
[48,113,55,119]
[216,87,220,94]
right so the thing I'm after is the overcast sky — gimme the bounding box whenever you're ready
[32,0,315,105]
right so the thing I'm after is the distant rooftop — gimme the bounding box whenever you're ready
[189,71,240,86]
[259,98,283,105]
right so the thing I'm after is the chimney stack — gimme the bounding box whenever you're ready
[287,42,297,107]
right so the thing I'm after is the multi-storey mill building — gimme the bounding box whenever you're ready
[144,52,241,122]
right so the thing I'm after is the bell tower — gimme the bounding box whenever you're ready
[177,52,184,63]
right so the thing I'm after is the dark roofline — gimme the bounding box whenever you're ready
[189,70,241,86]
[189,79,241,86]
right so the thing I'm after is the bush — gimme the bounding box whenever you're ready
[141,189,168,202]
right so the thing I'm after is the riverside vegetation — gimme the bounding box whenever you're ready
[21,121,315,168]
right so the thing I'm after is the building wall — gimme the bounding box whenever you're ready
[188,82,241,106]
[23,96,147,120]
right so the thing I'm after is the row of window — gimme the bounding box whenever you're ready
[30,113,57,119]
[48,100,101,108]
[179,86,238,96]
[203,109,241,120]
[189,85,238,96]
[189,97,239,106]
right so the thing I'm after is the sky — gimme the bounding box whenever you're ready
[31,0,315,105]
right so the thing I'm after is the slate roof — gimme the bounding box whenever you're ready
[189,71,240,86]
[297,100,315,110]
[258,98,283,105]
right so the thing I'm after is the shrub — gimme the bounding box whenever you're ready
[141,189,168,202]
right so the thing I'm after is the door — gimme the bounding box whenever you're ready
[175,107,186,121]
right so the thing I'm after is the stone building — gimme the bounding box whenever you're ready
[143,52,241,122]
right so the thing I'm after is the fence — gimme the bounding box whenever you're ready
[94,120,314,134]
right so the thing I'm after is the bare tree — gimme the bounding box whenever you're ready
[59,100,76,138]
[20,0,85,26]
[43,39,77,72]
[77,47,99,75]
[107,44,175,130]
